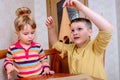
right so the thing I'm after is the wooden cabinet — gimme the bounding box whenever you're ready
[46,0,88,34]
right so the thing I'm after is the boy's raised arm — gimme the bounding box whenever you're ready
[45,16,58,46]
[63,0,113,31]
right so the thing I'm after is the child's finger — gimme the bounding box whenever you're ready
[47,17,53,23]
[13,66,19,72]
[63,0,68,7]
[49,71,55,74]
[7,74,11,80]
[46,18,51,24]
[7,69,13,74]
[42,71,46,75]
[69,0,74,6]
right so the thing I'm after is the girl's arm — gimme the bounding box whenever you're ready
[4,49,18,80]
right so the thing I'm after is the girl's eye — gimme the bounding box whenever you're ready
[24,33,28,35]
[31,32,35,34]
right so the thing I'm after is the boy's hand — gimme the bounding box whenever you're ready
[45,16,54,29]
[63,0,83,10]
[42,67,55,75]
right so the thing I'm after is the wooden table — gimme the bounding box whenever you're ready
[16,73,103,80]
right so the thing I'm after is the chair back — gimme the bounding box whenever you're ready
[0,49,8,59]
[44,49,69,73]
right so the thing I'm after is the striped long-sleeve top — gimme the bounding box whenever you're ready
[4,41,49,77]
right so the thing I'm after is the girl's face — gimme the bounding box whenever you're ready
[16,24,36,45]
[70,22,92,48]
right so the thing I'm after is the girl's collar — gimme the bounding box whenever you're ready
[15,41,36,48]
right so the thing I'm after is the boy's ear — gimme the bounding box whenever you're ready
[89,29,93,36]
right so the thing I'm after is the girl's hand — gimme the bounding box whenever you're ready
[7,73,11,80]
[45,16,54,29]
[6,64,19,80]
[63,0,83,10]
[42,67,55,75]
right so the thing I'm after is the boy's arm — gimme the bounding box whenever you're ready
[63,0,113,31]
[46,16,58,46]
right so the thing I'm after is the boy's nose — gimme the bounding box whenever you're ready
[73,31,77,35]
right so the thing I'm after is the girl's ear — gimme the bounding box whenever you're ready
[15,31,18,36]
[15,31,20,40]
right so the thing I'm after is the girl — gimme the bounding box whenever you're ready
[4,7,54,80]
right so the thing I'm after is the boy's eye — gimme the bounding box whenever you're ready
[71,29,74,32]
[78,28,82,30]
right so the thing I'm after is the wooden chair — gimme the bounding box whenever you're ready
[0,48,69,73]
[0,49,8,59]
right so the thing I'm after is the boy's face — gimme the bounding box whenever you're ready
[16,24,36,45]
[70,22,92,47]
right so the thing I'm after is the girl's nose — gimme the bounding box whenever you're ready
[28,34,32,38]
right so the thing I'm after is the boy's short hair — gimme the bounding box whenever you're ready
[70,18,92,29]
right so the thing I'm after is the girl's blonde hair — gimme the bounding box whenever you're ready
[14,7,36,31]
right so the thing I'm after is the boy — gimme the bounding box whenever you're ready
[45,0,113,80]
